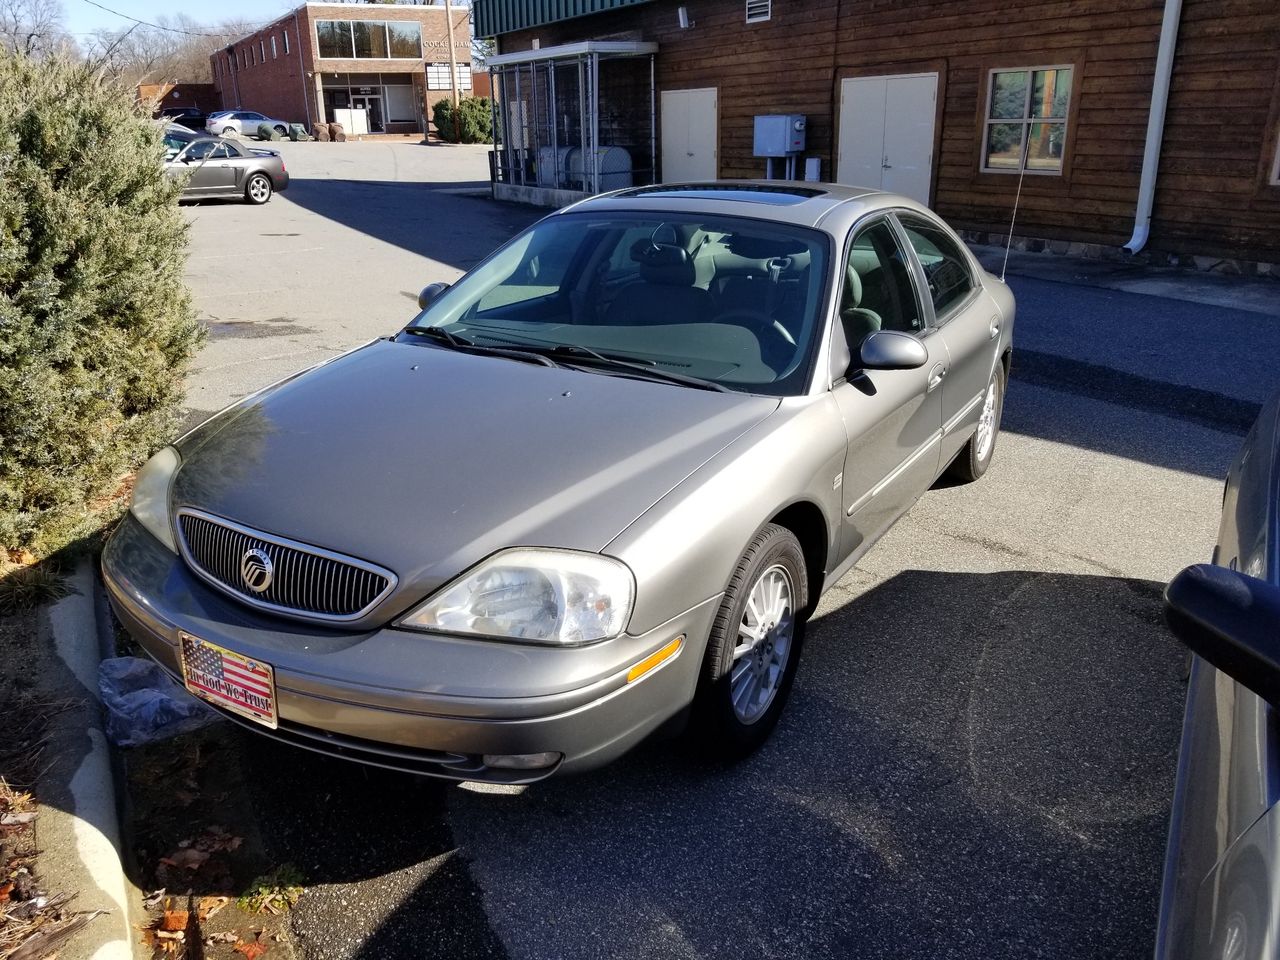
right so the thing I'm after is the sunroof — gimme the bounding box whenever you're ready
[615,184,827,205]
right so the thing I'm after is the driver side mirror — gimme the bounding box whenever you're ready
[418,281,451,310]
[859,330,929,371]
[1165,564,1280,706]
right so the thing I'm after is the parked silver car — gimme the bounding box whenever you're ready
[1161,393,1280,960]
[162,131,289,204]
[102,182,1015,782]
[205,110,288,139]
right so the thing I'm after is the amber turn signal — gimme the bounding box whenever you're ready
[626,635,684,683]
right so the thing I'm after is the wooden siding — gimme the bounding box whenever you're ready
[501,0,1280,262]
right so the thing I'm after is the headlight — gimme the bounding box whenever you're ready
[399,548,634,645]
[129,446,180,552]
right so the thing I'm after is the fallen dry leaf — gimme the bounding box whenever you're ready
[142,888,166,909]
[159,848,209,872]
[206,931,239,945]
[159,907,188,932]
[234,933,269,960]
[198,895,230,922]
[0,881,12,902]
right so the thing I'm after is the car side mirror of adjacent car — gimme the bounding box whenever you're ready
[1165,563,1280,706]
[418,282,451,310]
[859,330,929,371]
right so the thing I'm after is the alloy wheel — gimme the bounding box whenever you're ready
[975,375,998,462]
[729,563,795,724]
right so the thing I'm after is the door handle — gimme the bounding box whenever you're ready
[927,364,946,392]
[989,318,1001,340]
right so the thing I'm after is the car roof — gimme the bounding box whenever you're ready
[559,181,939,235]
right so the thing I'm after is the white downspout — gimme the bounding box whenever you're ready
[1123,0,1184,254]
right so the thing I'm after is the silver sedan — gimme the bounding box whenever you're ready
[205,110,289,139]
[102,182,1015,782]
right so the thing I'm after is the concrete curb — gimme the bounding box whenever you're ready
[38,560,135,960]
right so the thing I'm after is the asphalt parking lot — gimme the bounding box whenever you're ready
[173,140,1265,959]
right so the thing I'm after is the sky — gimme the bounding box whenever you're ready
[62,0,298,39]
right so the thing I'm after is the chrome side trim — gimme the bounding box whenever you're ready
[175,507,398,624]
[942,391,985,437]
[846,429,943,517]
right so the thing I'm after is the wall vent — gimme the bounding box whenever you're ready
[746,0,771,23]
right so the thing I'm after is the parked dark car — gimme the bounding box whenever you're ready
[162,132,289,205]
[159,107,208,132]
[1161,391,1280,960]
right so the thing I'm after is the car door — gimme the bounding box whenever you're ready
[203,142,241,194]
[830,216,946,561]
[236,112,264,136]
[895,212,998,466]
[173,140,221,195]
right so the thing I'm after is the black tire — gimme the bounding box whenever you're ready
[222,126,236,137]
[689,523,809,759]
[273,124,287,137]
[245,173,272,205]
[947,363,1005,483]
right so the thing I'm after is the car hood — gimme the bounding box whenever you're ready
[173,338,780,622]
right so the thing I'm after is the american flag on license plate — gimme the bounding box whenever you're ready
[181,634,276,727]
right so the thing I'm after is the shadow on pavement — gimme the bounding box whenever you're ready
[444,569,1185,960]
[280,178,542,271]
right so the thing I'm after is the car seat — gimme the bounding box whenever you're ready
[841,264,882,347]
[603,239,713,326]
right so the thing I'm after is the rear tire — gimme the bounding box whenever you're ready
[245,173,272,205]
[689,524,809,760]
[222,126,236,137]
[273,125,287,137]
[947,364,1005,483]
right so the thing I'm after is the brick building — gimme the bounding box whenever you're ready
[211,2,473,136]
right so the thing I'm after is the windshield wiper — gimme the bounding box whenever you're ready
[544,344,730,393]
[401,325,557,368]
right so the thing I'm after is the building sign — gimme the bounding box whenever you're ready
[423,39,471,50]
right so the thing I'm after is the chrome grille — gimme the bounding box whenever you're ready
[177,509,396,622]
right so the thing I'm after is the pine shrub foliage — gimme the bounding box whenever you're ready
[0,55,202,558]
[432,96,493,144]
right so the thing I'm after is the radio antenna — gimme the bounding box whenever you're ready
[1000,131,1032,282]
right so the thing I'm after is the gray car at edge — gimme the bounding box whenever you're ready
[1162,392,1280,960]
[102,182,1015,783]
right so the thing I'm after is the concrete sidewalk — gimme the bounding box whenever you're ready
[974,243,1280,418]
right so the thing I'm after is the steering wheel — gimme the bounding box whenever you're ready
[714,308,797,347]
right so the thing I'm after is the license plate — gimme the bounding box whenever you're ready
[179,632,278,730]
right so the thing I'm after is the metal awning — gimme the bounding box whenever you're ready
[473,0,653,39]
[487,41,657,68]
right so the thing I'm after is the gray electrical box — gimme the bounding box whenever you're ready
[753,114,807,157]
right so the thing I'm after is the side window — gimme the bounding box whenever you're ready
[208,143,232,159]
[841,219,922,347]
[897,216,974,319]
[183,141,217,162]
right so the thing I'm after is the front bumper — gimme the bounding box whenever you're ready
[102,512,715,782]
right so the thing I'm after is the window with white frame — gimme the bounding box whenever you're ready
[983,66,1073,174]
[426,62,471,90]
[746,0,771,23]
[283,30,289,56]
[259,40,265,62]
[271,36,277,58]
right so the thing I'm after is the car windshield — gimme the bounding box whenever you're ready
[406,213,830,395]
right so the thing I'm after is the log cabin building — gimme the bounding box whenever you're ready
[474,0,1280,269]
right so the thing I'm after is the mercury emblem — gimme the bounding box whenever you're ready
[240,548,274,593]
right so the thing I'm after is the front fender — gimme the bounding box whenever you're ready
[607,394,846,636]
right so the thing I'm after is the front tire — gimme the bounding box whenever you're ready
[690,524,809,759]
[947,364,1005,483]
[245,173,272,205]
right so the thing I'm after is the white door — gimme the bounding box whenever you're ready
[661,88,717,182]
[837,73,937,204]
